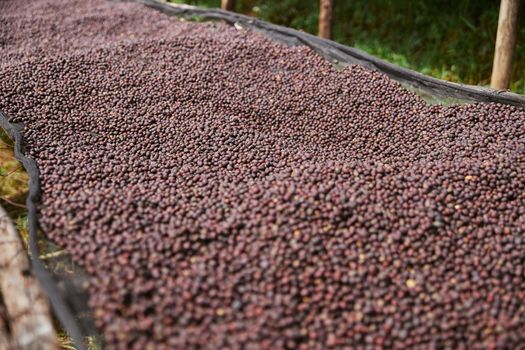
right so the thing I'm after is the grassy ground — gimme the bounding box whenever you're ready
[0,130,29,244]
[170,0,525,94]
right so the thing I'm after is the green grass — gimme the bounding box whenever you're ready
[169,0,525,94]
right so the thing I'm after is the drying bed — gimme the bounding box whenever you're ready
[1,0,525,349]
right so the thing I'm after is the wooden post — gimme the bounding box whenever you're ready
[0,205,57,350]
[221,0,235,11]
[491,0,520,90]
[318,0,334,39]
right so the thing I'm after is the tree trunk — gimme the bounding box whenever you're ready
[221,0,235,11]
[490,0,520,90]
[318,0,333,39]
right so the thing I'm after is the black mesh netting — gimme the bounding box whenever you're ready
[1,0,525,349]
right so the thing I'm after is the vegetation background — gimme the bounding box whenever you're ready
[170,0,525,94]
